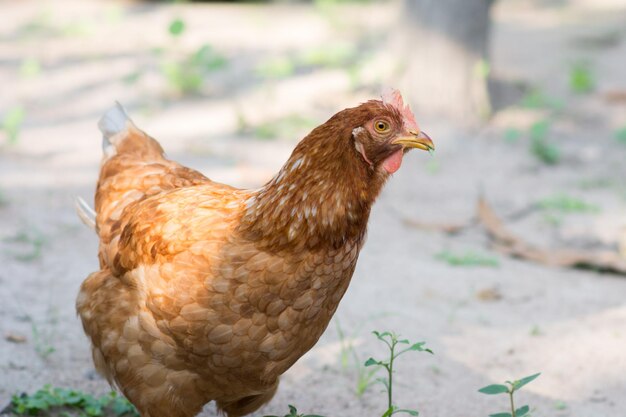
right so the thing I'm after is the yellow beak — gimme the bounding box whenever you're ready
[392,131,435,151]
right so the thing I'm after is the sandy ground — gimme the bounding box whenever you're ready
[1,0,626,416]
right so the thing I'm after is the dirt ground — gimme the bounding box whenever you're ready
[1,0,626,416]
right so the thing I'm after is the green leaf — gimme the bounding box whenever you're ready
[529,120,550,141]
[2,106,26,144]
[382,407,395,417]
[515,405,530,416]
[478,384,509,395]
[256,56,295,79]
[376,377,390,391]
[392,409,419,416]
[570,62,594,93]
[168,18,185,36]
[504,128,521,143]
[435,250,499,267]
[373,330,392,340]
[407,342,427,351]
[364,357,381,367]
[513,373,541,391]
[614,127,626,144]
[489,413,512,417]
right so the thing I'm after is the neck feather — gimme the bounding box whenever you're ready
[239,122,388,251]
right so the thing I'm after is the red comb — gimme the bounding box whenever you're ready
[381,88,419,131]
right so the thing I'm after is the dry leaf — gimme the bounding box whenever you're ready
[476,287,502,302]
[5,333,27,344]
[477,196,626,276]
[403,218,471,234]
[603,90,626,104]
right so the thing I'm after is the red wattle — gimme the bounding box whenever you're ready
[382,150,403,174]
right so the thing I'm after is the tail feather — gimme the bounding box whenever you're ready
[99,102,131,140]
[75,196,96,231]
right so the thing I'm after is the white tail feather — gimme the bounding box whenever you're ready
[98,102,135,156]
[99,102,131,139]
[75,197,96,231]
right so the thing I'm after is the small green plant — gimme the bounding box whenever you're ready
[364,331,433,416]
[569,62,594,94]
[256,56,296,79]
[11,385,138,416]
[2,106,26,145]
[537,194,600,214]
[252,115,318,140]
[529,120,560,165]
[335,320,379,396]
[31,321,55,359]
[519,89,564,110]
[264,405,324,417]
[615,126,626,145]
[435,250,499,267]
[479,373,540,417]
[503,128,522,144]
[168,18,186,37]
[4,228,46,262]
[297,43,356,68]
[160,44,227,94]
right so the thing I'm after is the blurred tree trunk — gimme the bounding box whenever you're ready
[400,0,495,126]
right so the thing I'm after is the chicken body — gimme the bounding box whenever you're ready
[77,92,433,417]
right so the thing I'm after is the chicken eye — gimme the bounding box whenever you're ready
[374,120,390,133]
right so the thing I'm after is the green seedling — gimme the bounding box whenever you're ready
[256,56,296,79]
[364,331,433,417]
[264,405,324,417]
[503,128,522,144]
[2,106,26,145]
[479,372,540,417]
[537,194,600,214]
[569,63,594,94]
[577,178,614,190]
[3,228,46,262]
[31,321,55,359]
[168,18,186,37]
[537,194,599,227]
[253,115,318,141]
[529,120,560,165]
[297,43,356,68]
[122,72,142,85]
[335,320,378,396]
[11,385,138,416]
[519,89,563,110]
[435,250,499,267]
[161,44,227,95]
[615,126,626,145]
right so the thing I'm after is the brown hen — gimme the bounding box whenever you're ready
[76,89,433,417]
